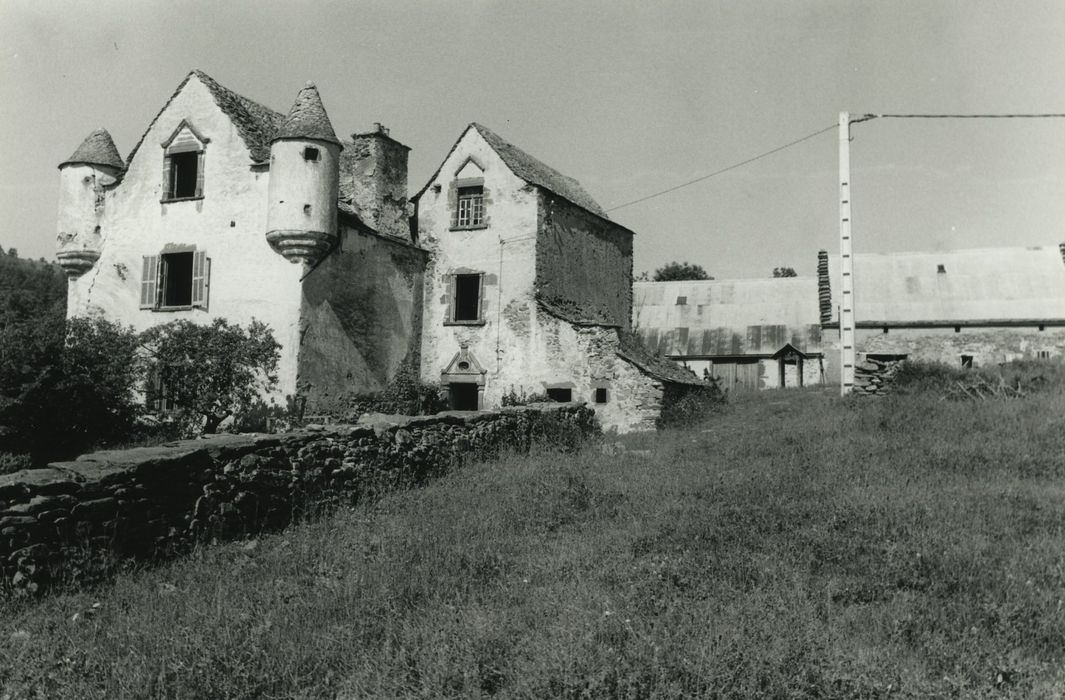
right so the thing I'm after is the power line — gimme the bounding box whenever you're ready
[606,123,837,213]
[861,113,1065,119]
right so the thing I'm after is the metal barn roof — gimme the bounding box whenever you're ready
[824,245,1065,325]
[633,278,823,357]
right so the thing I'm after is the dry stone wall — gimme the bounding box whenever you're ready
[0,404,597,596]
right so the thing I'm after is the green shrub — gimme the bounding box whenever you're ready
[0,452,32,474]
[656,381,726,429]
[0,314,144,462]
[339,366,447,419]
[501,386,550,406]
[140,319,281,434]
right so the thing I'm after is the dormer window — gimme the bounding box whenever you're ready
[161,120,208,202]
[168,152,199,199]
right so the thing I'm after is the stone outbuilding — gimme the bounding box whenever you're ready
[632,278,825,392]
[412,123,705,432]
[819,244,1065,379]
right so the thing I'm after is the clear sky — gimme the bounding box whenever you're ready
[2,0,1064,278]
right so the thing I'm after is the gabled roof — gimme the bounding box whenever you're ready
[274,82,340,146]
[59,128,125,170]
[125,69,285,168]
[822,245,1065,324]
[413,122,610,219]
[632,278,823,357]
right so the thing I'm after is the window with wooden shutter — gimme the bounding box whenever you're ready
[140,255,160,309]
[191,251,209,309]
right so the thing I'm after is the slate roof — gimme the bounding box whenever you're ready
[412,123,611,220]
[60,128,125,170]
[124,69,285,168]
[632,278,823,357]
[471,123,609,218]
[615,331,707,386]
[274,83,341,146]
[823,245,1065,324]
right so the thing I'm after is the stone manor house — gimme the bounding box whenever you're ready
[55,70,700,433]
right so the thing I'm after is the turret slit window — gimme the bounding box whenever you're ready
[450,273,483,323]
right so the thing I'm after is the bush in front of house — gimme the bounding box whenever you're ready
[140,319,281,434]
[891,357,1065,399]
[0,313,144,463]
[339,366,448,420]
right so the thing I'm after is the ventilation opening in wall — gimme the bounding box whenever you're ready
[303,147,320,162]
[594,387,608,404]
[448,383,479,411]
[1037,350,1051,360]
[546,388,572,403]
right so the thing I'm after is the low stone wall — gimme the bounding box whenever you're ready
[853,358,904,396]
[0,403,598,595]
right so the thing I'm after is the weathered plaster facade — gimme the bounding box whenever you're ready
[58,72,422,407]
[58,73,698,433]
[413,124,702,431]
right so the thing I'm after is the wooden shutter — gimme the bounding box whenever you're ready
[192,251,209,309]
[161,155,172,200]
[446,274,455,322]
[194,150,205,198]
[140,255,159,309]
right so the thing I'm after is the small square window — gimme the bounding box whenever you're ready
[937,264,946,274]
[961,355,973,369]
[456,185,484,227]
[594,387,608,404]
[303,147,320,162]
[676,296,687,306]
[1037,350,1050,360]
[546,388,572,402]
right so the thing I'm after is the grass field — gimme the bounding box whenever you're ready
[2,387,1064,698]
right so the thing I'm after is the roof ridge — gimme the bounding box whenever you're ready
[124,69,284,168]
[470,122,609,218]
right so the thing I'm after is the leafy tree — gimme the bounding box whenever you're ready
[140,319,281,434]
[652,261,712,282]
[773,267,798,278]
[0,314,143,462]
[634,271,650,282]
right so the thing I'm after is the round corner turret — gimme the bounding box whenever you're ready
[265,83,342,265]
[56,129,124,278]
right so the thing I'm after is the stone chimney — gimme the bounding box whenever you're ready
[343,123,411,241]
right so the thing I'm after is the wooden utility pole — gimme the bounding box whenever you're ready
[838,112,855,395]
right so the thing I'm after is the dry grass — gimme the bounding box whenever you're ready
[2,386,1064,698]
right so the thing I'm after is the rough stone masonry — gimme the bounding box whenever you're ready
[0,403,598,596]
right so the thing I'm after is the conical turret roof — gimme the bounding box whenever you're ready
[273,82,340,146]
[59,128,125,170]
